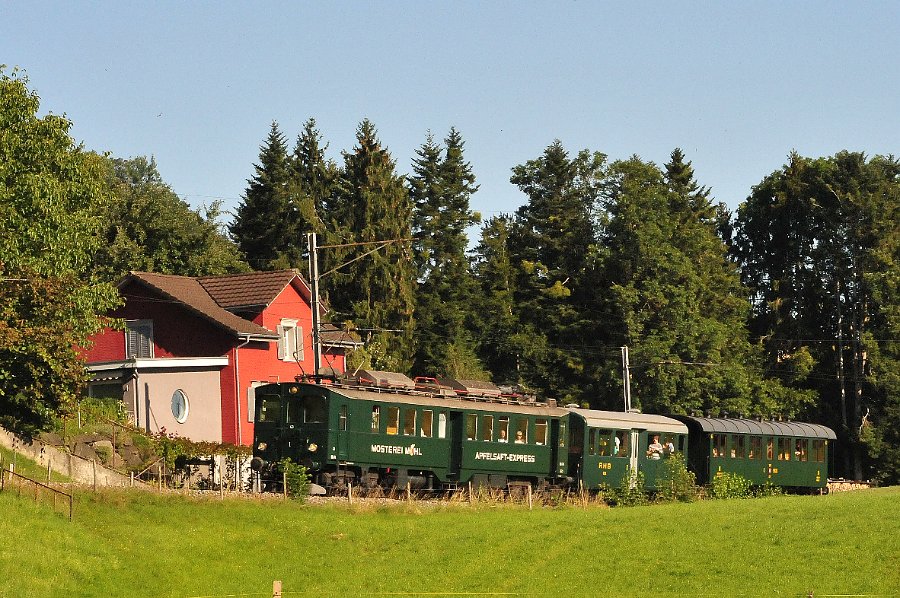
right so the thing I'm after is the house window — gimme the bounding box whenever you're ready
[277,319,304,362]
[171,389,189,423]
[125,320,154,358]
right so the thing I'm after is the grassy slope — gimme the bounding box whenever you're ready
[2,485,898,597]
[0,445,69,483]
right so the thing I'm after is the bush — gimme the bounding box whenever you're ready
[608,466,648,507]
[709,471,752,499]
[279,459,311,501]
[656,453,698,502]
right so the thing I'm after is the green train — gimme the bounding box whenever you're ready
[249,371,835,493]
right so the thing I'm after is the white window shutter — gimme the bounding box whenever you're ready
[276,325,285,360]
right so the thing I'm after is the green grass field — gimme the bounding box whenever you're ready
[2,477,898,598]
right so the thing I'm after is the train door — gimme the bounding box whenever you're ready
[449,411,463,479]
[335,402,349,460]
[629,429,640,487]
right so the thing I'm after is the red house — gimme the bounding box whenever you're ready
[83,270,360,446]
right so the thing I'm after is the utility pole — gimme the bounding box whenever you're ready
[307,232,322,380]
[306,232,412,384]
[621,346,632,412]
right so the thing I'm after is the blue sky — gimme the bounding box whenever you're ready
[4,2,899,231]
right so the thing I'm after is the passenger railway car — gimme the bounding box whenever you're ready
[566,409,689,490]
[671,415,835,490]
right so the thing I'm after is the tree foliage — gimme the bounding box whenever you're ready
[733,151,900,481]
[325,120,416,371]
[409,129,484,378]
[229,122,298,270]
[0,68,120,439]
[94,155,248,281]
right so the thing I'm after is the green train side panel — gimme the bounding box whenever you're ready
[706,435,829,489]
[329,395,452,481]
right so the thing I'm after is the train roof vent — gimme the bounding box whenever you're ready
[355,370,416,391]
[438,377,503,399]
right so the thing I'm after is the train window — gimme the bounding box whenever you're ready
[712,434,726,458]
[514,420,528,444]
[588,429,596,456]
[481,415,494,441]
[814,439,825,462]
[615,431,629,457]
[304,396,327,423]
[678,435,686,452]
[371,406,380,432]
[498,417,509,443]
[438,411,447,439]
[403,409,416,436]
[767,438,774,460]
[339,405,348,431]
[777,438,791,461]
[732,436,745,459]
[749,436,761,460]
[466,413,477,441]
[421,410,433,437]
[796,439,808,462]
[597,429,612,456]
[535,420,548,445]
[258,396,281,423]
[387,407,399,435]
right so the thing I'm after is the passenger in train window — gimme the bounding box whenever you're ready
[646,434,664,460]
[498,429,508,443]
[514,430,525,444]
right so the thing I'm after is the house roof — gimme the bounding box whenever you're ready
[122,271,360,347]
[198,270,308,311]
[124,272,279,340]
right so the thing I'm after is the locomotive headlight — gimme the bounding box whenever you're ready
[257,442,267,451]
[308,442,318,452]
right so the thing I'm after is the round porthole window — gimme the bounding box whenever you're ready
[171,389,189,423]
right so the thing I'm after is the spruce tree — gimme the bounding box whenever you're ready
[471,215,521,383]
[288,118,335,260]
[326,120,416,371]
[230,122,298,269]
[409,128,483,377]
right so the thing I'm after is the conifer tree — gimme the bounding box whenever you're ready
[409,128,484,377]
[471,215,521,383]
[326,120,416,371]
[288,118,335,260]
[230,122,298,269]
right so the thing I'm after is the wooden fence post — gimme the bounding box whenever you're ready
[527,484,533,511]
[92,459,97,492]
[406,481,411,502]
[283,471,288,499]
[47,458,52,484]
[272,580,282,598]
[348,482,353,505]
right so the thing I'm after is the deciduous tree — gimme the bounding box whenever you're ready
[0,68,120,438]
